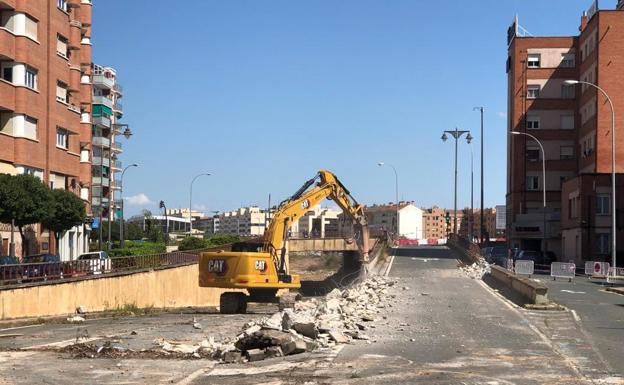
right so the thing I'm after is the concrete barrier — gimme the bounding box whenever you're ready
[0,264,235,320]
[486,265,548,305]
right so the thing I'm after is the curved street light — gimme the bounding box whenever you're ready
[189,173,211,235]
[564,79,616,277]
[377,162,399,235]
[441,128,472,235]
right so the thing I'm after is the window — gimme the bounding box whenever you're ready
[0,112,12,135]
[24,115,37,139]
[24,15,37,41]
[1,62,12,83]
[596,195,610,215]
[560,176,567,189]
[25,66,37,89]
[57,0,68,11]
[526,176,539,191]
[527,115,540,129]
[596,233,610,254]
[527,85,540,99]
[527,54,541,68]
[527,148,540,161]
[56,81,68,103]
[561,84,575,99]
[561,114,574,130]
[561,53,575,68]
[56,35,68,58]
[560,146,574,160]
[56,127,68,149]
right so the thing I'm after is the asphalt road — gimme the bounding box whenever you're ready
[534,273,624,375]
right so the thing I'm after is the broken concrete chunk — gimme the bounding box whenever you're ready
[222,351,243,363]
[75,305,87,314]
[264,346,283,358]
[67,315,85,323]
[281,311,294,331]
[329,330,349,344]
[244,325,262,336]
[293,322,318,339]
[246,348,266,362]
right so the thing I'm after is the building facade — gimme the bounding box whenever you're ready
[91,63,127,249]
[507,1,624,263]
[422,207,447,241]
[0,0,93,259]
[218,207,270,237]
[364,202,423,240]
[293,207,340,238]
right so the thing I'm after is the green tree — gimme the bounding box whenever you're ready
[42,188,86,256]
[126,222,145,241]
[205,234,241,246]
[178,236,207,251]
[0,174,52,257]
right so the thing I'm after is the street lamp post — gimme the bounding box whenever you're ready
[377,162,399,235]
[159,200,168,246]
[119,163,139,249]
[441,128,473,235]
[474,107,485,244]
[511,131,546,255]
[189,173,211,235]
[564,80,617,277]
[470,143,474,240]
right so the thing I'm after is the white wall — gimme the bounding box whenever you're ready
[398,204,424,240]
[57,224,88,261]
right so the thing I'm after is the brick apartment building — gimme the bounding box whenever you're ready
[422,207,446,241]
[507,0,624,264]
[0,0,93,258]
[458,208,499,241]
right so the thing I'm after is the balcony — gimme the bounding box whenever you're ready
[92,74,114,89]
[111,160,122,170]
[92,95,113,108]
[92,115,110,128]
[92,156,110,167]
[111,141,123,153]
[112,179,122,190]
[92,196,110,207]
[113,101,123,114]
[91,176,110,186]
[92,136,110,148]
[113,83,123,95]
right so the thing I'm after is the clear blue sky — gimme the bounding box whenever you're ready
[91,0,617,217]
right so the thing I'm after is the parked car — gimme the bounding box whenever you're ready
[489,246,509,266]
[77,251,111,275]
[22,253,63,281]
[480,247,493,259]
[0,255,22,284]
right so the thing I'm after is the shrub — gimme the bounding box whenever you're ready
[205,234,241,246]
[178,237,207,251]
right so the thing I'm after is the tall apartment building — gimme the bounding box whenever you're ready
[507,1,624,263]
[422,207,447,241]
[0,0,93,258]
[90,63,128,247]
[219,206,271,237]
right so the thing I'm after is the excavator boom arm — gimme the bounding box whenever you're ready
[263,170,369,275]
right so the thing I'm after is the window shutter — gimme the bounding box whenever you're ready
[25,15,37,40]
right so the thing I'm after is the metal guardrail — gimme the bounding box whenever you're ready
[550,262,576,281]
[0,251,198,287]
[514,260,534,276]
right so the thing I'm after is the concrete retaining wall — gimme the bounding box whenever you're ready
[0,264,232,320]
[486,265,548,305]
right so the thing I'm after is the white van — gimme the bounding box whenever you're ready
[77,251,111,275]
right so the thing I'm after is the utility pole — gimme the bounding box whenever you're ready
[441,128,473,235]
[474,106,485,244]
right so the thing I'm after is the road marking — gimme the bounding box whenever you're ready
[561,290,586,294]
[410,258,440,262]
[0,324,44,332]
[384,255,395,276]
[571,310,581,322]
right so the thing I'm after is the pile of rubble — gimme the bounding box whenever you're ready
[223,275,396,363]
[459,258,491,280]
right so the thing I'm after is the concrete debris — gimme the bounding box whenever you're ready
[191,317,202,330]
[67,316,85,323]
[459,259,491,280]
[76,305,87,314]
[221,275,397,363]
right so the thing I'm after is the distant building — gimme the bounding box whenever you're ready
[458,208,500,241]
[218,207,271,237]
[364,202,423,240]
[422,207,447,241]
[195,215,220,237]
[127,215,190,235]
[293,207,341,238]
[166,208,204,221]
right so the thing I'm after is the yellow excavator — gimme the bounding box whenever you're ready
[199,170,370,314]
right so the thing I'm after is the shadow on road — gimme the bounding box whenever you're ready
[390,246,456,259]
